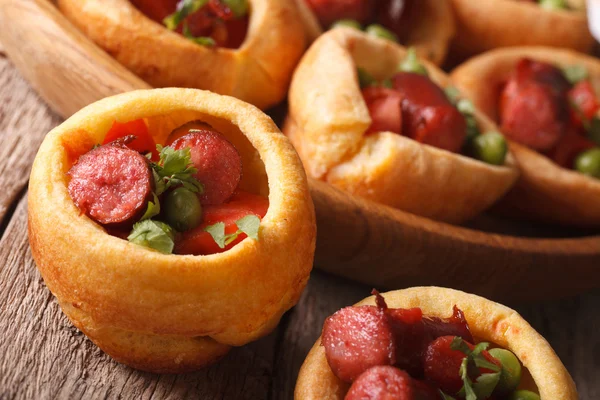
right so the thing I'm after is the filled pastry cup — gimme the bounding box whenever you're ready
[294,0,455,65]
[56,0,307,110]
[285,28,518,224]
[295,287,577,400]
[450,0,593,58]
[451,46,600,226]
[28,88,316,373]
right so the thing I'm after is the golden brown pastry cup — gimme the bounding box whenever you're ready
[28,88,316,373]
[294,0,455,65]
[451,46,600,227]
[56,0,307,110]
[295,287,578,400]
[450,0,594,58]
[285,28,518,224]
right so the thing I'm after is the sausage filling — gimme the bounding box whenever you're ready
[322,291,538,400]
[67,119,268,255]
[131,0,249,48]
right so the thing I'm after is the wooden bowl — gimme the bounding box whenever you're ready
[1,0,599,302]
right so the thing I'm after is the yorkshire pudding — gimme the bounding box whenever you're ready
[57,0,307,110]
[285,28,518,224]
[451,46,600,226]
[28,88,316,373]
[450,0,593,58]
[294,0,455,65]
[295,287,577,400]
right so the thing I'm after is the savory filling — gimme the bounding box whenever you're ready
[303,0,418,44]
[67,119,268,255]
[322,291,540,400]
[359,49,509,166]
[131,0,249,48]
[499,58,600,179]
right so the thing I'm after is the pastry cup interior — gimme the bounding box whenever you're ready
[451,46,600,226]
[294,0,455,65]
[286,28,518,224]
[57,0,307,110]
[294,287,578,400]
[28,88,316,372]
[450,0,593,58]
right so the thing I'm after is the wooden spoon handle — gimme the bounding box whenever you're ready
[0,0,150,117]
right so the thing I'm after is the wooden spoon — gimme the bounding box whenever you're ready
[2,0,599,301]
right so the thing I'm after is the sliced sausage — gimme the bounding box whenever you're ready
[304,0,375,27]
[345,366,440,400]
[322,305,396,383]
[546,126,596,168]
[362,87,403,135]
[68,144,153,226]
[392,72,467,153]
[169,123,242,205]
[377,0,417,42]
[568,80,600,129]
[499,58,570,151]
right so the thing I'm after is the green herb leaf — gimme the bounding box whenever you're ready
[473,372,502,398]
[457,98,476,115]
[205,222,226,248]
[562,65,589,84]
[445,86,461,105]
[381,79,393,89]
[539,0,567,11]
[182,22,216,47]
[398,47,428,76]
[439,391,456,400]
[236,215,260,240]
[205,215,261,249]
[452,337,501,400]
[151,145,204,196]
[128,220,175,254]
[140,193,161,221]
[163,0,208,30]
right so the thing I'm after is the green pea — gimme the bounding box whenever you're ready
[489,348,522,394]
[398,47,428,76]
[508,390,541,400]
[365,24,399,43]
[222,0,249,18]
[574,148,600,178]
[539,0,567,10]
[331,19,362,30]
[471,131,508,166]
[164,187,203,232]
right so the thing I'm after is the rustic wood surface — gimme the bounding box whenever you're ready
[0,49,599,400]
[1,0,599,303]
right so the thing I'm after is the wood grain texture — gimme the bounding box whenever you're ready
[0,0,599,302]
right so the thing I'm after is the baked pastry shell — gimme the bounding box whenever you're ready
[450,0,593,58]
[451,46,600,226]
[28,88,316,372]
[294,0,455,65]
[285,28,518,224]
[57,0,307,110]
[294,287,578,400]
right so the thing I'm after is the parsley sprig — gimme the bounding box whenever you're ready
[205,215,261,248]
[163,0,208,30]
[451,337,501,400]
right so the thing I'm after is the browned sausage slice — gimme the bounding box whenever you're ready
[345,365,440,400]
[392,72,467,153]
[170,125,242,205]
[68,144,153,226]
[322,305,396,383]
[499,58,570,151]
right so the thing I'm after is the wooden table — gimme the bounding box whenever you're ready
[0,48,598,400]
